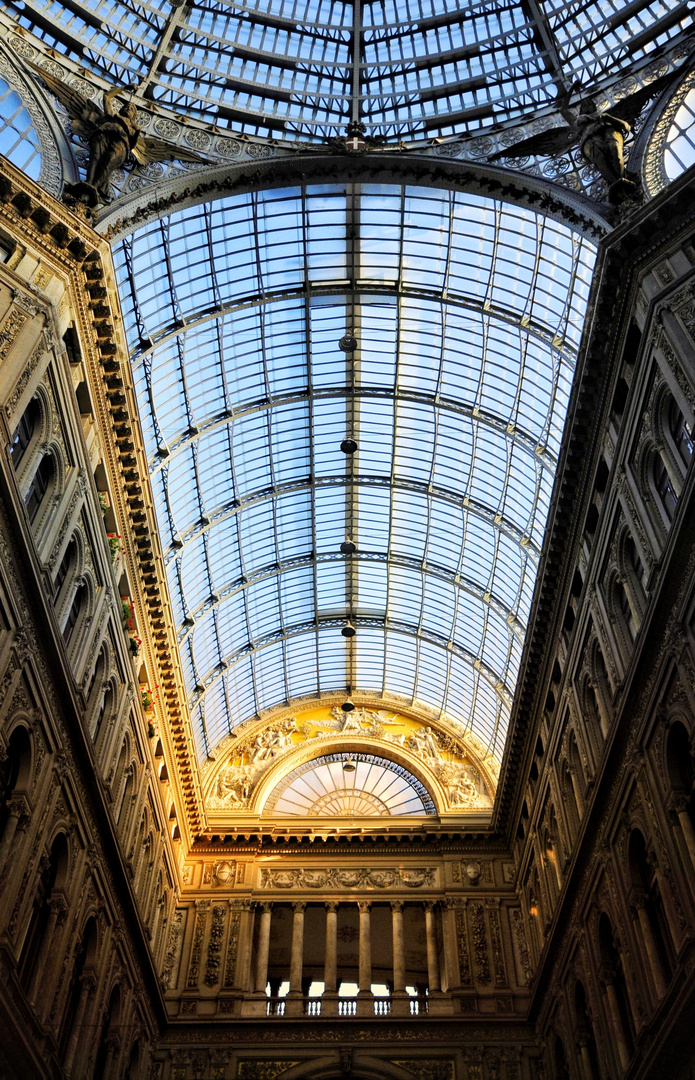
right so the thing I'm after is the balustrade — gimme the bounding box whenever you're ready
[243,899,444,1018]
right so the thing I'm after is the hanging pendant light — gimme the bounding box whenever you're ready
[341,699,355,712]
[341,621,356,638]
[340,537,356,555]
[341,437,358,455]
[342,759,356,772]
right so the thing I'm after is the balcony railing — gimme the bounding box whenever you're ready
[264,995,427,1017]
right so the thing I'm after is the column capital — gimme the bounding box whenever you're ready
[325,901,339,913]
[423,900,437,912]
[598,961,616,988]
[357,900,371,913]
[49,893,69,922]
[80,970,98,992]
[260,901,273,914]
[292,901,307,914]
[669,794,690,818]
[390,900,405,913]
[628,886,648,915]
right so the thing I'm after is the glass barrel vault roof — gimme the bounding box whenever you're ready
[113,183,595,763]
[6,0,692,140]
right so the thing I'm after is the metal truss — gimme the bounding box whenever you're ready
[188,614,515,713]
[4,0,691,142]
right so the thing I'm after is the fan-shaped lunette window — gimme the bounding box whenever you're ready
[7,0,691,141]
[264,752,436,816]
[114,183,595,763]
[665,85,695,180]
[0,77,42,180]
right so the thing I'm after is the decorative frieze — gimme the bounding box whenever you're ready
[259,867,436,890]
[469,903,491,985]
[486,899,508,987]
[161,908,185,990]
[223,903,242,988]
[0,307,30,365]
[204,904,226,987]
[511,909,532,987]
[186,900,210,989]
[454,901,472,987]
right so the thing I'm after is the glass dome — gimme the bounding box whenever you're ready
[6,0,692,141]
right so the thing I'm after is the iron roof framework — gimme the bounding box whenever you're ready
[112,182,595,763]
[5,0,692,141]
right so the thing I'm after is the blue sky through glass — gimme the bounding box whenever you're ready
[114,183,595,762]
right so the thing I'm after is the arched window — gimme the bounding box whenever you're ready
[93,983,121,1079]
[93,684,114,747]
[127,1038,141,1079]
[25,452,53,523]
[0,726,32,841]
[574,980,599,1080]
[652,451,678,524]
[60,916,98,1063]
[10,398,39,470]
[628,829,674,990]
[598,912,634,1061]
[18,832,68,991]
[614,575,636,644]
[53,538,77,604]
[63,581,88,647]
[554,1034,570,1080]
[666,721,695,805]
[668,397,693,469]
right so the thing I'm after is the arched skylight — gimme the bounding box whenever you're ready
[665,85,695,180]
[6,0,691,140]
[0,77,41,180]
[113,183,595,762]
[265,752,435,816]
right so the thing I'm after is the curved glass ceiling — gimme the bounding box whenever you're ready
[114,183,595,763]
[265,752,435,816]
[7,0,691,140]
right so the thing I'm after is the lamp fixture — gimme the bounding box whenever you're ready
[340,437,358,455]
[341,621,356,638]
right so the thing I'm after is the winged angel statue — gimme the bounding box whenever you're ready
[489,72,676,204]
[29,64,204,207]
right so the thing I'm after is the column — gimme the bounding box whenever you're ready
[568,763,585,817]
[0,795,29,878]
[285,901,306,1017]
[358,901,372,995]
[63,971,97,1077]
[631,893,666,999]
[391,901,405,993]
[254,902,273,995]
[672,797,695,873]
[102,1035,120,1080]
[575,1033,595,1080]
[234,901,255,992]
[28,894,67,1003]
[599,964,631,1071]
[324,902,339,992]
[424,902,441,992]
[288,902,306,995]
